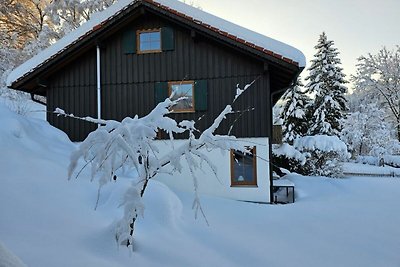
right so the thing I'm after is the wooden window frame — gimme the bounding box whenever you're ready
[137,29,162,54]
[168,81,196,113]
[230,147,258,187]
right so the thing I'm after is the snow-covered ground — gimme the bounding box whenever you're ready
[1,102,400,267]
[0,96,46,120]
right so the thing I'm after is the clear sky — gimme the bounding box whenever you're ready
[191,0,400,87]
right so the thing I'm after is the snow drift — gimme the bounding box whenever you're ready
[1,102,400,267]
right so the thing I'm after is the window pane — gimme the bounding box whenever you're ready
[233,151,254,182]
[169,83,194,111]
[139,31,161,51]
[231,148,256,186]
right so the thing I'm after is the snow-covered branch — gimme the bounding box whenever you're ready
[351,46,400,140]
[67,80,256,249]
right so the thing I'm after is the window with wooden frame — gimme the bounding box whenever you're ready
[137,29,162,53]
[230,147,257,187]
[123,27,174,54]
[154,80,207,112]
[168,81,195,112]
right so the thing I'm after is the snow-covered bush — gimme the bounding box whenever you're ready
[294,135,349,177]
[0,85,32,116]
[382,155,400,168]
[272,143,308,174]
[355,155,380,166]
[356,152,400,168]
[341,102,397,158]
[273,136,349,177]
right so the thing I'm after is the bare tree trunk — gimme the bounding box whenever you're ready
[126,156,151,248]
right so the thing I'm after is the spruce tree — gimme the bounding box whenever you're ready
[305,32,348,136]
[280,78,310,144]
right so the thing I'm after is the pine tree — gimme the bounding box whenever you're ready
[305,32,348,136]
[280,78,310,144]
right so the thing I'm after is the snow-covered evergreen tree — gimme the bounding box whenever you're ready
[305,32,348,136]
[279,78,310,144]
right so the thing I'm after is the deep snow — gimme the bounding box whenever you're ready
[1,102,400,267]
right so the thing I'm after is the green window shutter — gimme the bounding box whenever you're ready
[122,29,136,54]
[194,80,207,111]
[154,82,169,105]
[161,27,174,51]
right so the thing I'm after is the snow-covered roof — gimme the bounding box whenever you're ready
[7,0,306,87]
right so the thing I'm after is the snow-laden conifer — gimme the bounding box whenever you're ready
[279,78,310,144]
[305,32,348,136]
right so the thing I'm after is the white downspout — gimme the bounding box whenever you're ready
[96,45,101,127]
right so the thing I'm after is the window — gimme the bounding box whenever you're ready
[137,29,161,53]
[123,27,174,54]
[230,147,257,187]
[168,81,195,112]
[154,80,207,111]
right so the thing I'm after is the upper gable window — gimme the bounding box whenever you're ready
[137,29,161,53]
[123,27,174,54]
[168,81,195,112]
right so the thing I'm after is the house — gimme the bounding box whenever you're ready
[7,0,305,203]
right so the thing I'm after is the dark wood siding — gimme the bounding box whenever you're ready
[47,50,97,141]
[46,13,270,141]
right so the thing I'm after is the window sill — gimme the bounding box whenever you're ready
[137,49,162,54]
[230,184,258,188]
[170,109,196,113]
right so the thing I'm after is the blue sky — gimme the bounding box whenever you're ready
[192,0,400,87]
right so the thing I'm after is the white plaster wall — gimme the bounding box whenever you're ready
[154,137,270,203]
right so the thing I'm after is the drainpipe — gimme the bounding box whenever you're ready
[269,67,304,204]
[96,44,101,127]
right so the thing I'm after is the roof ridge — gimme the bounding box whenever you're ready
[7,0,305,87]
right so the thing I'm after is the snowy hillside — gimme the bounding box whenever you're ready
[1,102,400,267]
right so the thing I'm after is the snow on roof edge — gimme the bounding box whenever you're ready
[7,0,306,87]
[150,0,305,66]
